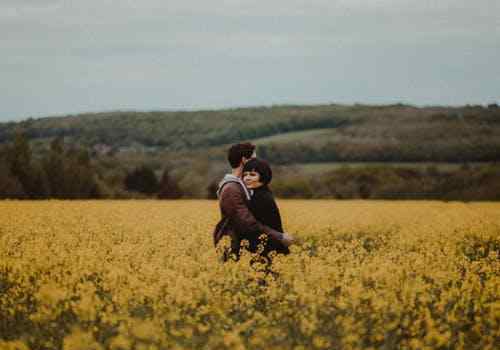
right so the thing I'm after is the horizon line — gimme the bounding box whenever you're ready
[2,100,499,124]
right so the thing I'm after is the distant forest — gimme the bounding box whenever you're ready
[1,103,499,200]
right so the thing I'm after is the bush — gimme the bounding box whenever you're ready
[124,166,159,194]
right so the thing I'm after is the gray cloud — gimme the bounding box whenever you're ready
[1,0,499,121]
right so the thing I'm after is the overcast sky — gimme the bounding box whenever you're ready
[1,0,499,122]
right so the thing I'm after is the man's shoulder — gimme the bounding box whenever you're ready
[220,181,244,196]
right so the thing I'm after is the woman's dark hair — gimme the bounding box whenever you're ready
[227,143,256,168]
[243,158,272,185]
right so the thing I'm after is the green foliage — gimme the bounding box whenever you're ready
[1,104,500,200]
[2,104,500,165]
[5,133,35,195]
[124,166,160,195]
[0,106,351,151]
[206,180,219,200]
[2,133,48,199]
[0,166,26,199]
[269,163,500,200]
[461,234,500,263]
[158,168,182,199]
[40,139,101,199]
[272,177,314,198]
[0,134,101,199]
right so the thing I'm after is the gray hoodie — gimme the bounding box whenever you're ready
[216,174,252,201]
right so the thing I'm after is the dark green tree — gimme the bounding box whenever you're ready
[124,165,159,194]
[64,157,100,198]
[0,147,26,198]
[158,168,182,199]
[4,132,47,198]
[206,180,219,199]
[40,138,101,199]
[41,137,65,197]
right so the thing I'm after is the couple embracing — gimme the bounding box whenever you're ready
[213,142,295,267]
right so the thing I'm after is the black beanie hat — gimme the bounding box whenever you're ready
[243,158,272,185]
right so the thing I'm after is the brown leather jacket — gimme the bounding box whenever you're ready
[213,181,284,256]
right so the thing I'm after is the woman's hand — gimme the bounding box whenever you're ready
[281,233,295,246]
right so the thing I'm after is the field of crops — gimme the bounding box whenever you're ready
[0,200,499,350]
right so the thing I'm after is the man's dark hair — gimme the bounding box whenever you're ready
[227,143,256,169]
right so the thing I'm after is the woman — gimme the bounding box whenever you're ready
[242,158,290,263]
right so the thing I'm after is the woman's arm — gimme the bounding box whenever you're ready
[220,182,285,242]
[253,190,284,233]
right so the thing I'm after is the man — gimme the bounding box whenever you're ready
[213,142,294,261]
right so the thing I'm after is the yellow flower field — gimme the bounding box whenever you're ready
[0,200,499,350]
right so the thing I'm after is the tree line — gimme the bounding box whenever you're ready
[0,133,183,200]
[271,163,500,201]
[1,131,500,201]
[0,134,100,199]
[2,104,498,160]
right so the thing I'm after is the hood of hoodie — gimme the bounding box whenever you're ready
[216,174,252,201]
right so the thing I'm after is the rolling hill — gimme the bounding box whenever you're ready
[1,103,500,164]
[1,103,500,200]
